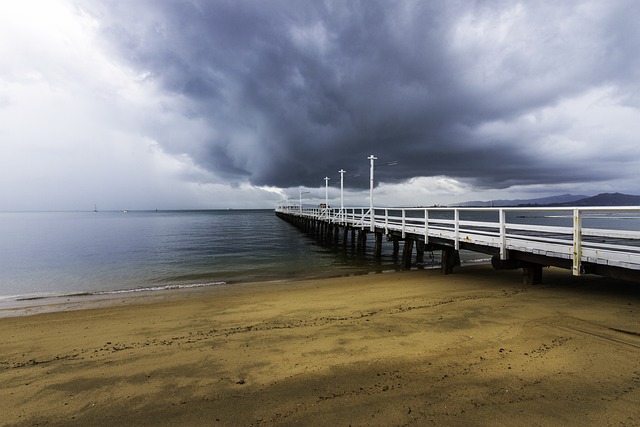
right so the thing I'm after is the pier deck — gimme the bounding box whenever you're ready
[275,204,640,284]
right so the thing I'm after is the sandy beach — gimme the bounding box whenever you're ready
[1,265,639,426]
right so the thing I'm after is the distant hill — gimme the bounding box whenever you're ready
[560,192,640,206]
[455,192,640,207]
[455,194,588,207]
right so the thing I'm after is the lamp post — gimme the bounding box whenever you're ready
[324,177,330,218]
[365,156,397,229]
[368,155,377,231]
[338,169,346,223]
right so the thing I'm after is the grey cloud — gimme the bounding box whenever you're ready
[80,0,640,191]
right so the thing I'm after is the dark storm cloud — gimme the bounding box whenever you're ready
[81,0,640,190]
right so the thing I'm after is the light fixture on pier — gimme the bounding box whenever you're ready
[324,177,330,216]
[338,169,346,223]
[368,155,377,231]
[367,155,398,231]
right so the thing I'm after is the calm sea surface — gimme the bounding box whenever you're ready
[2,209,637,310]
[0,210,481,307]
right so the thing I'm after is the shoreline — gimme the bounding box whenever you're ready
[0,258,494,319]
[2,265,639,426]
[0,264,432,319]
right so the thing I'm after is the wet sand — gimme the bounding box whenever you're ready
[1,265,639,426]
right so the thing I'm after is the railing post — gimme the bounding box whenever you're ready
[401,209,406,238]
[572,208,582,276]
[454,209,460,250]
[384,209,389,234]
[370,208,375,232]
[424,209,429,243]
[499,209,507,260]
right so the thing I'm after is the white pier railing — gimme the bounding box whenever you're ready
[275,203,640,276]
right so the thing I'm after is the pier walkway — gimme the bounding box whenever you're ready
[275,203,640,284]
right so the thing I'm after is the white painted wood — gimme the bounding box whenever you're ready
[275,204,640,272]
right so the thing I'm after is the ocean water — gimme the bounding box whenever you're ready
[0,210,474,307]
[3,208,637,313]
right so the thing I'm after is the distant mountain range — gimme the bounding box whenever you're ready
[455,192,640,207]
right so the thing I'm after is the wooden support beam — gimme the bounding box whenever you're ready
[392,238,400,258]
[441,247,460,275]
[356,230,367,252]
[523,265,543,285]
[374,232,383,259]
[402,238,414,269]
[415,240,425,263]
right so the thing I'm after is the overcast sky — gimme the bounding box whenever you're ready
[2,0,639,210]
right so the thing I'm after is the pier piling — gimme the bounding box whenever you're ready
[374,232,383,259]
[416,240,425,263]
[441,247,460,275]
[523,265,543,285]
[391,238,400,258]
[356,230,367,252]
[402,239,414,269]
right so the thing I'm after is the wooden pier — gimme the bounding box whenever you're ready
[275,204,640,285]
